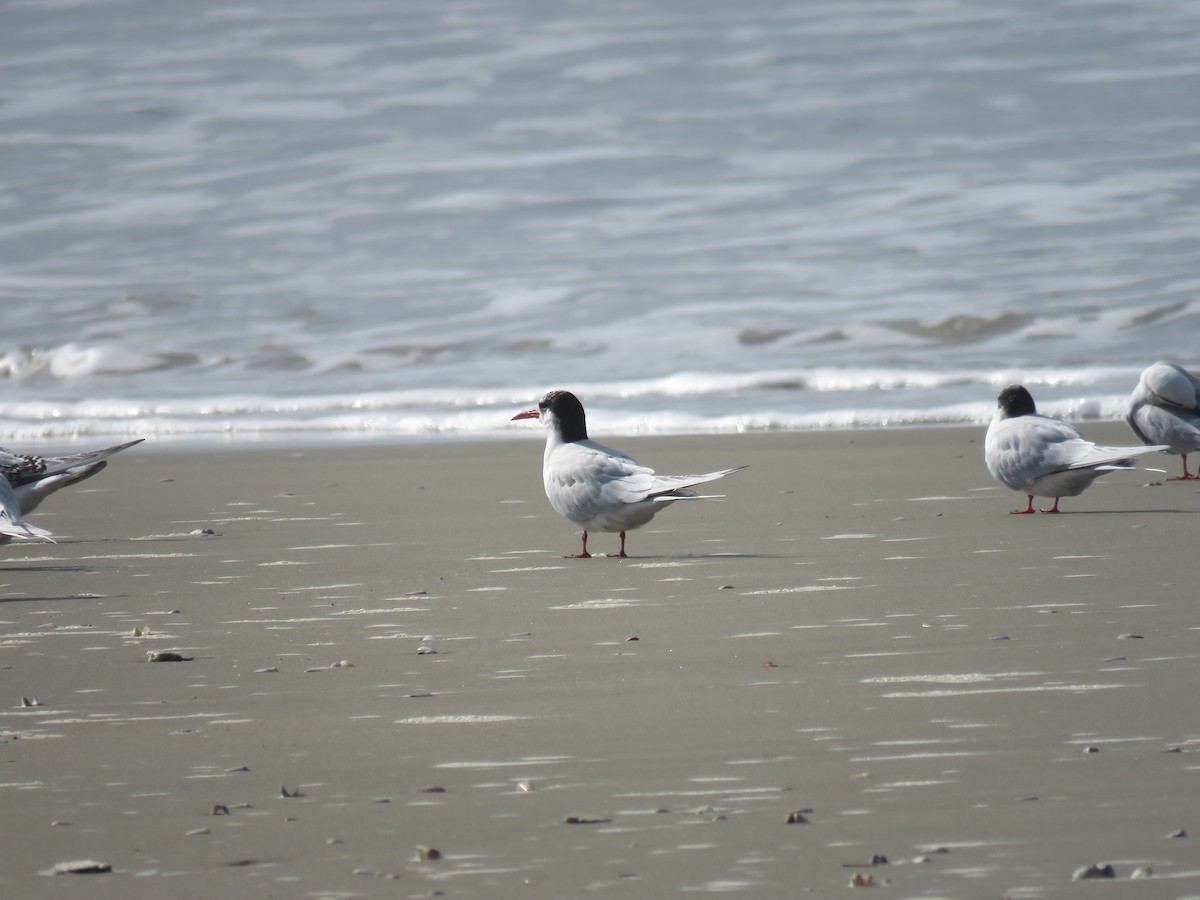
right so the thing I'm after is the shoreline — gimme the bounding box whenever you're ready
[2,412,1154,456]
[2,426,1197,898]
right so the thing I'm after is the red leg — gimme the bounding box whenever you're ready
[1040,497,1061,513]
[614,531,628,558]
[571,531,592,559]
[1010,495,1036,515]
[1168,454,1200,481]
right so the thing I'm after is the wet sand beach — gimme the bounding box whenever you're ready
[1,426,1198,898]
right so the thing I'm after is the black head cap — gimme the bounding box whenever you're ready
[541,390,588,442]
[996,384,1036,418]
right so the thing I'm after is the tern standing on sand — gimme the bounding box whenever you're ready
[1125,361,1200,481]
[512,390,744,557]
[984,384,1166,514]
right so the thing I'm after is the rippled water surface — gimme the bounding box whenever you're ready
[2,0,1198,443]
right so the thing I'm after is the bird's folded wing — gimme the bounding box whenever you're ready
[648,466,746,498]
[1131,403,1200,445]
[1,438,145,487]
[1056,441,1167,471]
[548,444,656,510]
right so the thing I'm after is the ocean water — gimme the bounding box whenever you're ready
[2,0,1198,447]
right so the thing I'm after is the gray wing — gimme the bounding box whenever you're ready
[647,467,746,500]
[1128,402,1200,454]
[986,415,1063,489]
[0,438,144,488]
[544,440,657,523]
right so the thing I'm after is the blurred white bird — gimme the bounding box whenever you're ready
[1,438,144,515]
[985,384,1165,514]
[512,390,744,557]
[1125,361,1200,481]
[0,477,54,544]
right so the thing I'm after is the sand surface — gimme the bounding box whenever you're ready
[1,426,1198,899]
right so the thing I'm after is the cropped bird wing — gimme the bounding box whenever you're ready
[0,439,145,488]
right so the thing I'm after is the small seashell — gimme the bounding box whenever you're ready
[1167,828,1187,838]
[763,660,778,668]
[516,781,535,792]
[719,585,734,591]
[281,786,304,798]
[1083,745,1100,754]
[255,666,279,673]
[849,872,874,887]
[415,845,442,861]
[416,646,438,655]
[130,626,148,637]
[625,636,639,642]
[326,837,343,845]
[871,855,888,866]
[186,828,210,836]
[1072,863,1115,881]
[1118,633,1144,640]
[332,660,353,668]
[785,811,809,824]
[211,804,231,816]
[190,528,216,536]
[1131,865,1153,878]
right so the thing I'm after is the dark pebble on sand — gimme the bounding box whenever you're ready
[1072,863,1115,880]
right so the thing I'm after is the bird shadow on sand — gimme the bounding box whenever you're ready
[564,551,789,561]
[0,593,116,604]
[0,564,93,574]
[1071,507,1200,516]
